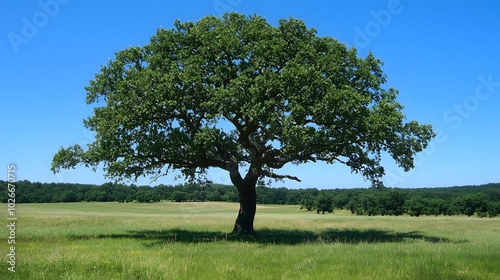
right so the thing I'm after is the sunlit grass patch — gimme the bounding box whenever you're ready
[1,202,499,279]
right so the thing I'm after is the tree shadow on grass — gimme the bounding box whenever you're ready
[69,228,466,247]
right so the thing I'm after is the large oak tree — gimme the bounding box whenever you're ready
[52,13,435,234]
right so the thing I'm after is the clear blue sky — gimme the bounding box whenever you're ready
[1,0,499,189]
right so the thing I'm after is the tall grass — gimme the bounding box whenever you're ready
[1,202,499,279]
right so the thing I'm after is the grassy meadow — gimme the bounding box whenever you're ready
[1,201,499,279]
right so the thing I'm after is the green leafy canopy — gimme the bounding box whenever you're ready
[51,13,435,187]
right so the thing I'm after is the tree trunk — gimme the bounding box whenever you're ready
[232,178,257,234]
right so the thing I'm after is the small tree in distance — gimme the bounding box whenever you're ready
[315,193,334,214]
[51,13,435,234]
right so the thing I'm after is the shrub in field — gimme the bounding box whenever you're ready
[315,193,334,214]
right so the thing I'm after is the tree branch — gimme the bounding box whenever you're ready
[262,170,302,182]
[229,115,260,160]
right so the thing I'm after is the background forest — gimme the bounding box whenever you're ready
[3,180,499,218]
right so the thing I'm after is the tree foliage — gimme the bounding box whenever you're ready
[315,192,334,214]
[51,13,434,188]
[50,13,435,233]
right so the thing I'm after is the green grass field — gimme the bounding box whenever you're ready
[1,202,499,279]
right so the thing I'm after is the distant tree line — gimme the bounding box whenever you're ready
[1,180,499,218]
